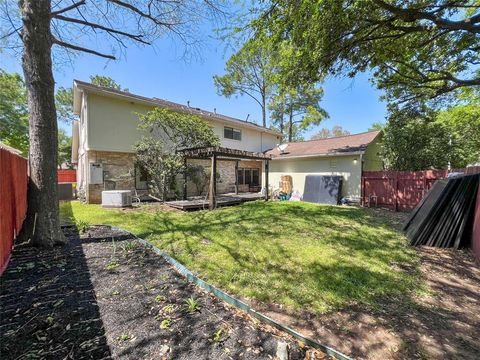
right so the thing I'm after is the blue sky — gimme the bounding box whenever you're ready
[1,21,387,139]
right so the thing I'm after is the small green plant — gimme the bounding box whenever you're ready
[159,318,171,329]
[75,219,90,234]
[117,334,131,341]
[213,328,224,343]
[155,295,166,303]
[184,297,201,314]
[111,290,120,296]
[106,260,119,271]
[121,240,138,254]
[162,304,175,314]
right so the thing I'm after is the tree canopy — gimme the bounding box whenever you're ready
[134,108,220,199]
[0,70,29,155]
[381,90,480,170]
[251,1,480,107]
[214,36,276,127]
[311,125,351,140]
[269,84,329,142]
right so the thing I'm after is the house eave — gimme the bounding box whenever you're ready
[270,151,365,160]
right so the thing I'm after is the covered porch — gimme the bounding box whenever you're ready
[167,146,271,210]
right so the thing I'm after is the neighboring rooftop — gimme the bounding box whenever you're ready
[266,130,381,159]
[73,80,280,136]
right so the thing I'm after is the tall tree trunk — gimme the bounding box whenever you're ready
[261,94,267,128]
[19,0,65,247]
[288,107,293,143]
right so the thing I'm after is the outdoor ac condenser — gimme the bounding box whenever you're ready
[101,190,132,208]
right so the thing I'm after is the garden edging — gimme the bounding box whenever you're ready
[109,226,352,360]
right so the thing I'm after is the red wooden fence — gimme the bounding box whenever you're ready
[362,167,480,211]
[0,145,28,275]
[57,169,76,183]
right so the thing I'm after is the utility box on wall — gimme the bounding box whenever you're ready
[89,163,103,184]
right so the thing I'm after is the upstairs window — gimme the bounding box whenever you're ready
[224,126,241,141]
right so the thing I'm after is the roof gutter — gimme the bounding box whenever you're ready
[270,151,365,160]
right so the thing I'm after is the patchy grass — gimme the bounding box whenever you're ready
[60,200,421,314]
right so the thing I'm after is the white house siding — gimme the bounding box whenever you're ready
[86,93,279,154]
[269,154,362,198]
[73,88,280,203]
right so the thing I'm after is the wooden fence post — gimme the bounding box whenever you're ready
[394,172,399,212]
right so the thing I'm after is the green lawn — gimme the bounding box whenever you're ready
[60,200,421,314]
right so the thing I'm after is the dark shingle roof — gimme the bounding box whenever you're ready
[266,131,381,158]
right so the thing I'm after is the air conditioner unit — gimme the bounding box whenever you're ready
[102,190,132,208]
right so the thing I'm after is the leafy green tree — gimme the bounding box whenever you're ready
[55,87,75,124]
[382,107,450,171]
[89,75,128,91]
[134,108,220,200]
[311,125,350,140]
[269,84,328,142]
[214,36,276,127]
[436,92,480,167]
[368,122,384,132]
[0,70,28,155]
[57,129,73,169]
[251,1,480,106]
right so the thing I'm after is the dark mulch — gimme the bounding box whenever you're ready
[1,225,326,360]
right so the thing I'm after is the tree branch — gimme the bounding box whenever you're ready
[53,38,116,59]
[52,14,150,44]
[373,0,480,34]
[51,0,86,16]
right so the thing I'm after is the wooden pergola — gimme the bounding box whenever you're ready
[180,146,272,210]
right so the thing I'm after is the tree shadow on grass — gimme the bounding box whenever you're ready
[0,217,112,359]
[137,202,479,359]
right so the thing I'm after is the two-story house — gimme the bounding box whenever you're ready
[72,80,281,203]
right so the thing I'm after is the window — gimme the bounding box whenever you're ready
[237,168,260,187]
[224,126,241,141]
[135,165,149,190]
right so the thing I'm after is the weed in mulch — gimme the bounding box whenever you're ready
[184,296,202,314]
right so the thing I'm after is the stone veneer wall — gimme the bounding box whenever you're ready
[87,150,136,204]
[86,150,264,203]
[186,159,262,196]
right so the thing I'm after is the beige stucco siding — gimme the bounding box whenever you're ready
[269,155,362,198]
[363,134,384,171]
[87,94,151,153]
[86,93,280,154]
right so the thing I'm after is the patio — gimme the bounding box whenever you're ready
[172,146,272,210]
[166,192,265,210]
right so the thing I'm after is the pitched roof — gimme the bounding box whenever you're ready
[266,130,381,159]
[73,80,280,136]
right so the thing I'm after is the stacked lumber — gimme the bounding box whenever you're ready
[404,174,480,248]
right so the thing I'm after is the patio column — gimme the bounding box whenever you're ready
[265,160,269,201]
[209,154,217,210]
[234,160,239,194]
[183,157,187,200]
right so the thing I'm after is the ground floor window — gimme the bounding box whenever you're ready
[237,168,259,187]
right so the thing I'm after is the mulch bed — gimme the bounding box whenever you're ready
[1,225,327,360]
